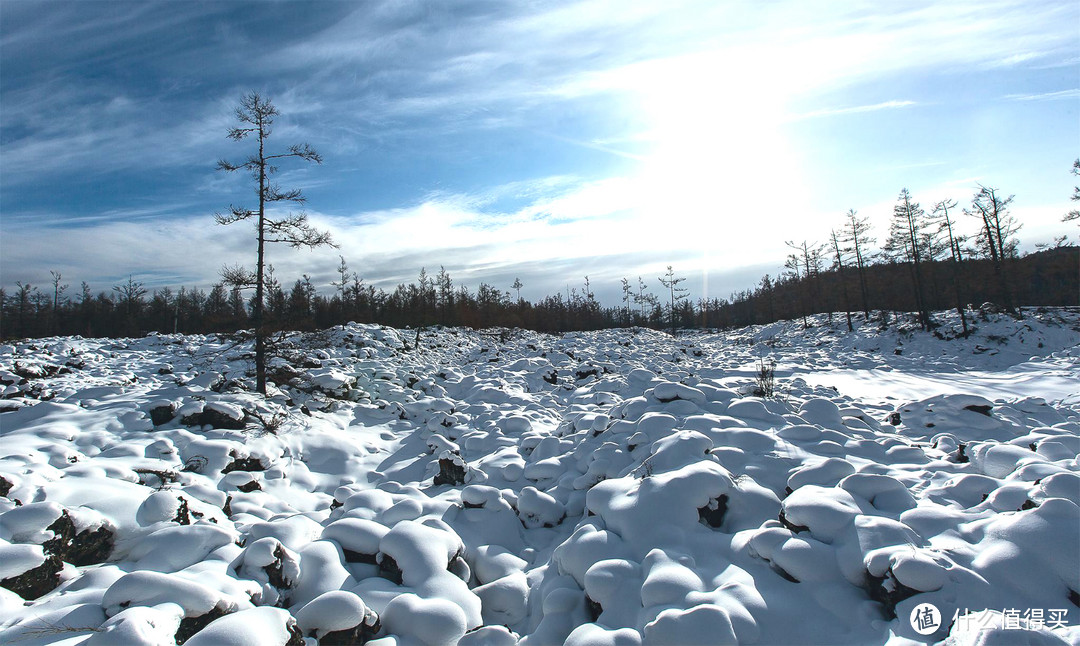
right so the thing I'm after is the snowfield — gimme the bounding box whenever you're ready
[1,308,1078,646]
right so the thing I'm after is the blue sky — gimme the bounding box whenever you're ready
[2,0,1077,305]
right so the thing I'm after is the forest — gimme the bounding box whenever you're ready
[1,242,1076,341]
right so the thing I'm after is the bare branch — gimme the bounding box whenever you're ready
[265,184,305,203]
[221,264,258,289]
[264,213,336,249]
[226,127,255,141]
[215,206,254,225]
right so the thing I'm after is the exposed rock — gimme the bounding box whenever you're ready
[1,553,63,600]
[698,494,729,529]
[42,510,114,566]
[865,569,920,620]
[318,608,381,646]
[434,454,467,487]
[175,605,231,644]
[377,553,403,585]
[149,402,177,426]
[222,456,266,474]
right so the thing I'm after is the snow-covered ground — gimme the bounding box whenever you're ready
[1,308,1078,646]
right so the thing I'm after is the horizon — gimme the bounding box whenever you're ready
[2,1,1077,306]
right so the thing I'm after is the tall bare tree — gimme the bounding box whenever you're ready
[884,188,931,330]
[785,240,820,328]
[930,198,969,335]
[1065,158,1079,224]
[842,209,874,321]
[49,271,67,334]
[966,185,1020,317]
[828,230,854,331]
[215,91,334,394]
[658,265,688,335]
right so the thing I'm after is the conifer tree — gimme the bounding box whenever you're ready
[215,92,334,394]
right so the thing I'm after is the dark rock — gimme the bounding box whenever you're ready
[585,594,603,622]
[887,412,901,426]
[434,456,466,487]
[175,605,231,644]
[575,368,599,381]
[285,620,305,646]
[1069,589,1079,608]
[173,497,192,525]
[964,404,993,417]
[955,444,969,464]
[319,607,380,646]
[778,510,809,534]
[265,545,295,589]
[200,406,247,430]
[865,569,919,620]
[149,403,177,426]
[342,548,378,565]
[1021,499,1038,511]
[542,370,558,385]
[42,510,114,566]
[0,552,63,600]
[236,480,261,493]
[222,457,266,474]
[448,554,470,581]
[698,494,729,529]
[378,553,403,585]
[0,475,12,497]
[183,455,209,473]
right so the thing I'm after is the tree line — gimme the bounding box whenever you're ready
[2,243,1076,343]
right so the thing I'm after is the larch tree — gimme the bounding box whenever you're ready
[784,240,819,328]
[828,230,854,332]
[215,91,334,394]
[658,265,688,335]
[620,277,632,325]
[930,198,969,336]
[966,185,1020,317]
[884,188,931,330]
[842,209,874,321]
[1064,158,1079,224]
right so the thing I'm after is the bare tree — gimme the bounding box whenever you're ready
[620,277,632,325]
[512,277,523,303]
[658,265,688,335]
[1065,158,1079,224]
[842,209,874,321]
[966,185,1020,316]
[828,230,854,331]
[49,271,67,334]
[930,198,969,335]
[884,188,931,330]
[634,276,656,321]
[785,240,820,328]
[215,91,335,394]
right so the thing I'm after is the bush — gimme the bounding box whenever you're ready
[754,358,776,398]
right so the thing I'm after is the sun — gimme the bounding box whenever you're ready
[626,49,803,263]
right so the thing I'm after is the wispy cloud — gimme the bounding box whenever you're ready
[1004,89,1080,102]
[789,100,919,121]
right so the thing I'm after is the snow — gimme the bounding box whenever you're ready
[0,310,1078,644]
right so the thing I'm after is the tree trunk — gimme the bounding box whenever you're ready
[254,120,267,395]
